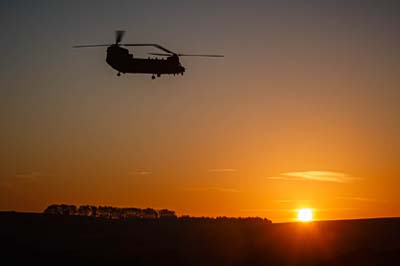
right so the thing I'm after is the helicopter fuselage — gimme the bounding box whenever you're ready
[106,45,185,77]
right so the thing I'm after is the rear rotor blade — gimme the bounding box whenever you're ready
[115,30,125,44]
[73,44,111,48]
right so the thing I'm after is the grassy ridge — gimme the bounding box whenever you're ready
[1,212,399,265]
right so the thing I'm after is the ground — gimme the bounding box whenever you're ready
[1,212,400,265]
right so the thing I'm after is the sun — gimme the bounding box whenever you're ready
[297,208,313,222]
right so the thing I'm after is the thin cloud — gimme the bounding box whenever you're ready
[14,172,53,182]
[14,172,40,181]
[241,208,292,213]
[274,199,294,203]
[208,168,237,173]
[273,199,311,204]
[0,172,48,187]
[129,170,152,176]
[336,196,385,202]
[183,187,240,193]
[242,207,359,213]
[268,176,304,181]
[268,171,362,183]
[316,207,359,212]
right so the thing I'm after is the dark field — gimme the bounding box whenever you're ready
[1,212,399,266]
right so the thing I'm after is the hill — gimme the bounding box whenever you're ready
[1,212,399,265]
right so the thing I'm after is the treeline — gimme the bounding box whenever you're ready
[43,204,271,224]
[44,204,176,219]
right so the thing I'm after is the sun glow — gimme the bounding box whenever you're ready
[297,208,313,222]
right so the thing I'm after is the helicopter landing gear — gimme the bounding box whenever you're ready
[151,75,155,80]
[117,72,121,76]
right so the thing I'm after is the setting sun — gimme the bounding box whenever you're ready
[297,208,313,222]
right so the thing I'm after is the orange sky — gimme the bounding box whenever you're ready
[1,1,399,222]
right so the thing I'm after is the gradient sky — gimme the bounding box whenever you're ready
[1,0,399,222]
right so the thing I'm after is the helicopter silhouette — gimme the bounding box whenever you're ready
[73,31,224,79]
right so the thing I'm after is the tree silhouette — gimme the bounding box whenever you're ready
[43,204,271,224]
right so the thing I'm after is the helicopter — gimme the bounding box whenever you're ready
[73,31,224,79]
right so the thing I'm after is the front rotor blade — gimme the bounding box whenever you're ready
[148,52,172,56]
[123,44,175,54]
[177,53,224,57]
[115,30,125,44]
[73,44,111,48]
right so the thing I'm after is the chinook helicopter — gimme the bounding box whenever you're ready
[73,31,224,79]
